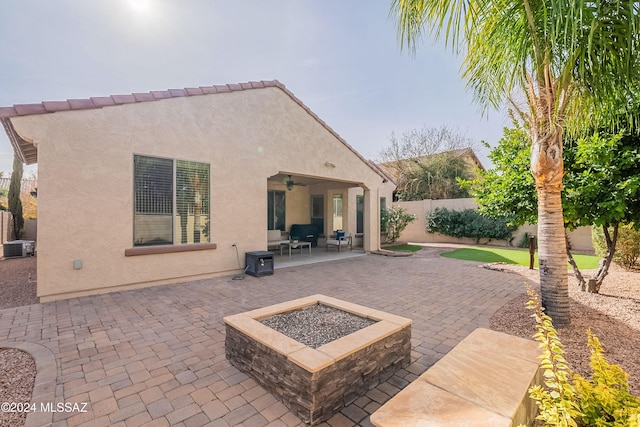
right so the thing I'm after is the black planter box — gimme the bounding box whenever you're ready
[245,251,274,277]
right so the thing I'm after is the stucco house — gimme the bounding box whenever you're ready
[1,80,394,301]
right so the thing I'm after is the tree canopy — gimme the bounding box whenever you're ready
[461,128,537,225]
[378,126,477,200]
[463,127,640,230]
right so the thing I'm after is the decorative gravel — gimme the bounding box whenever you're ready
[489,263,640,395]
[261,304,377,349]
[0,349,35,427]
[0,257,38,310]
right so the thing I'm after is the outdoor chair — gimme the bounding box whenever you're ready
[267,230,289,250]
[326,230,352,252]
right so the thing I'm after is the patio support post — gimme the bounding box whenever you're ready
[362,188,380,252]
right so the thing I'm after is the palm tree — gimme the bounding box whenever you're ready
[391,0,640,327]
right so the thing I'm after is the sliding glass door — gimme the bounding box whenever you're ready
[267,190,286,231]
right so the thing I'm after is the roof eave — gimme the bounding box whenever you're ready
[1,118,37,165]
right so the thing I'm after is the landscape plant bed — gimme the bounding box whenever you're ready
[224,294,412,425]
[381,244,423,252]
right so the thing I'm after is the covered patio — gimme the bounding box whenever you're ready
[266,171,393,256]
[272,245,366,269]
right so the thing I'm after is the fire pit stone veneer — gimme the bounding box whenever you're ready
[224,294,412,425]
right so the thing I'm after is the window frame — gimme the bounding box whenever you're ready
[356,195,364,234]
[310,194,324,234]
[332,193,343,232]
[267,190,286,231]
[130,154,212,252]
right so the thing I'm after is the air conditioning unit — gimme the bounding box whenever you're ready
[3,240,35,258]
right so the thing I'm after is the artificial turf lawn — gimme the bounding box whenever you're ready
[440,247,600,270]
[383,244,423,252]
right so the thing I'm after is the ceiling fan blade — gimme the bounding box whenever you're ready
[283,175,306,187]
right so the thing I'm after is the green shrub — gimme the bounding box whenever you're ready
[425,207,517,243]
[592,224,640,269]
[523,286,640,427]
[381,207,415,244]
[574,332,640,426]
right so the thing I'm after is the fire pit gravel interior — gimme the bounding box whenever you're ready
[224,294,412,425]
[260,303,377,349]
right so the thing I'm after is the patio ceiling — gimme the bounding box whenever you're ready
[269,173,360,189]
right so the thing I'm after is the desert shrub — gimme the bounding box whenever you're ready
[523,286,640,427]
[592,223,640,269]
[381,207,415,244]
[425,207,517,243]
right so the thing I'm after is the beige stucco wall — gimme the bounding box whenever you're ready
[10,87,387,300]
[512,224,594,254]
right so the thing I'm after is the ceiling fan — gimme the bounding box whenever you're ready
[284,175,306,191]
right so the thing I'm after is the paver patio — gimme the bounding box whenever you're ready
[0,246,530,426]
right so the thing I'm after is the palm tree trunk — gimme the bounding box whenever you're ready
[531,127,571,327]
[537,187,570,327]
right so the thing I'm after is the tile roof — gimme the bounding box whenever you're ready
[0,80,389,183]
[0,177,37,192]
[0,80,280,119]
[378,147,485,177]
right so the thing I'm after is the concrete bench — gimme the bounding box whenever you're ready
[370,328,542,427]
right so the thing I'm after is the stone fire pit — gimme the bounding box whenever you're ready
[224,294,412,425]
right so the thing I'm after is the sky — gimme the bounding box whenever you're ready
[0,0,511,176]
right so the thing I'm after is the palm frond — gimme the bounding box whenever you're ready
[390,0,482,53]
[391,0,640,132]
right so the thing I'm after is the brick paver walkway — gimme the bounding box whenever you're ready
[0,246,530,427]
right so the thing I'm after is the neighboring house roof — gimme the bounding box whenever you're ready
[367,160,397,186]
[0,177,37,193]
[378,147,485,181]
[0,80,388,183]
[445,147,485,171]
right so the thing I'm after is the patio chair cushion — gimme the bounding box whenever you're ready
[267,230,289,249]
[326,231,352,251]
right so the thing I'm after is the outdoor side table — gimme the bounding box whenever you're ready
[280,241,312,257]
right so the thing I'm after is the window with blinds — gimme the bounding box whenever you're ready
[134,155,210,246]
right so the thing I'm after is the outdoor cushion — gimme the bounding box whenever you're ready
[326,231,352,252]
[267,230,289,249]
